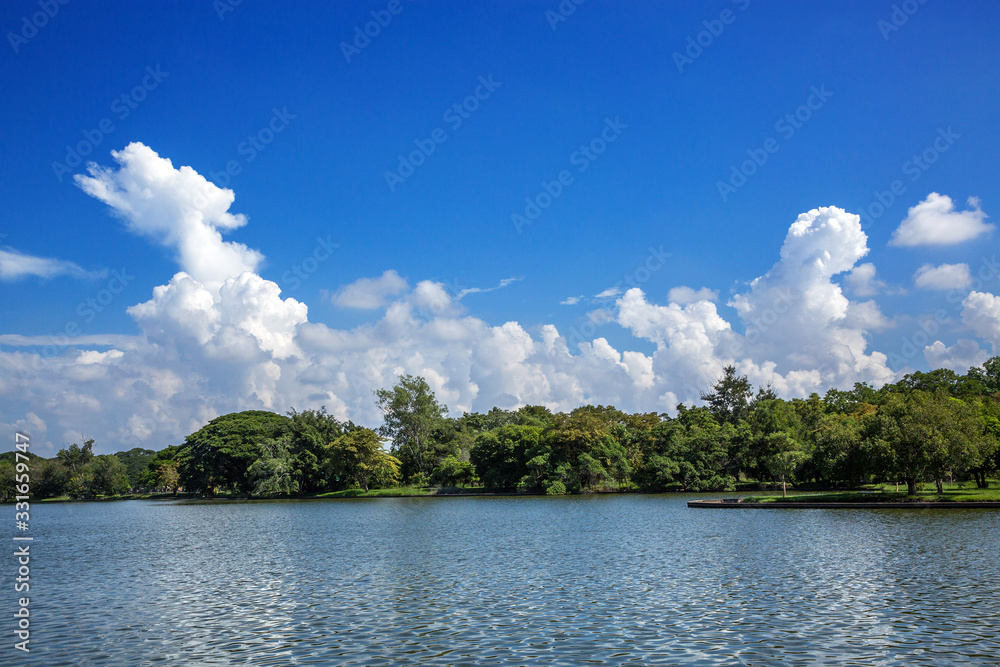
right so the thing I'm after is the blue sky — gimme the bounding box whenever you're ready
[2,0,999,454]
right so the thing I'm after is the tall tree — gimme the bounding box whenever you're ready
[374,375,447,480]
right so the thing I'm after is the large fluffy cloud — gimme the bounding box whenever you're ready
[889,193,992,247]
[74,142,262,289]
[0,146,977,455]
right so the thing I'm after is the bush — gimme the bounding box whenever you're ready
[545,481,567,495]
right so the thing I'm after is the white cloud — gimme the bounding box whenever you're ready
[560,295,583,305]
[924,339,988,373]
[456,276,522,300]
[914,263,972,290]
[961,291,1000,351]
[0,247,101,281]
[889,193,992,247]
[0,147,921,454]
[667,286,719,304]
[844,262,886,297]
[594,287,621,299]
[331,270,408,309]
[75,142,262,289]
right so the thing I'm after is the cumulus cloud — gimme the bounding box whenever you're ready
[844,262,886,297]
[889,193,992,247]
[723,206,893,390]
[914,263,972,290]
[667,286,719,304]
[331,270,408,309]
[961,291,1000,351]
[0,246,102,281]
[0,146,916,454]
[75,142,262,289]
[924,339,988,373]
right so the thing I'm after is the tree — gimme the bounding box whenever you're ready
[57,439,94,473]
[431,455,475,487]
[375,375,448,480]
[178,410,293,494]
[154,461,180,493]
[876,390,987,495]
[247,436,299,497]
[90,455,131,496]
[326,428,401,491]
[764,432,809,497]
[114,448,156,490]
[470,425,541,491]
[701,365,773,425]
[286,407,352,493]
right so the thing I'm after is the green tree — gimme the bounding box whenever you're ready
[470,425,541,491]
[57,439,94,473]
[90,455,131,496]
[33,458,71,498]
[178,410,293,494]
[431,454,475,487]
[247,436,299,497]
[326,427,401,491]
[114,448,156,490]
[375,375,448,480]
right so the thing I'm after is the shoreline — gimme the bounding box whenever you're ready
[688,498,1000,509]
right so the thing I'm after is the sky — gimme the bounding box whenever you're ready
[1,0,999,456]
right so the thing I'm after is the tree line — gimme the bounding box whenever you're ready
[5,359,1000,501]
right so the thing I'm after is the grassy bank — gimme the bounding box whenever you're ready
[745,481,1000,503]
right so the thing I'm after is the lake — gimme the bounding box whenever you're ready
[11,495,1000,665]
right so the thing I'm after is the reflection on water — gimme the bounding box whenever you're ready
[12,495,1000,665]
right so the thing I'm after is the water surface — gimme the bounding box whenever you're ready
[11,495,1000,665]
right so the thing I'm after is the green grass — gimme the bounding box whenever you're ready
[745,480,1000,503]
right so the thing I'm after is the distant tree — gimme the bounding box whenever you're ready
[764,432,809,497]
[375,375,448,480]
[113,448,156,490]
[0,461,13,502]
[178,410,293,494]
[470,425,541,491]
[286,407,352,493]
[247,436,299,497]
[431,454,475,487]
[90,455,131,496]
[57,439,94,473]
[876,391,988,495]
[33,458,72,498]
[701,365,773,426]
[326,427,401,491]
[154,461,180,493]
